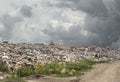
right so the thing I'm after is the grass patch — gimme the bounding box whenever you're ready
[0,59,104,82]
[0,75,26,82]
[16,59,101,77]
[16,65,35,77]
[0,78,25,82]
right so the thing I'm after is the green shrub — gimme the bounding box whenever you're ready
[35,62,64,75]
[16,59,102,77]
[35,64,45,74]
[34,59,98,77]
[0,59,8,73]
[16,65,35,77]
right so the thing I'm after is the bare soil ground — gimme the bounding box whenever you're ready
[26,61,120,82]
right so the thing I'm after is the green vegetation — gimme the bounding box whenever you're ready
[0,59,8,73]
[17,65,35,77]
[16,59,101,77]
[0,59,104,82]
[0,77,26,82]
[0,59,25,82]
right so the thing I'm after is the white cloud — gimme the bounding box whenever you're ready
[0,0,89,44]
[1,0,119,48]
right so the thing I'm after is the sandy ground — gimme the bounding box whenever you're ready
[26,61,120,82]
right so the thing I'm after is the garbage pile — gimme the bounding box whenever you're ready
[0,42,120,70]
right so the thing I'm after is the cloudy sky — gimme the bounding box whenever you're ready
[0,0,120,48]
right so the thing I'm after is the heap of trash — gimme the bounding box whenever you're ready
[0,41,120,70]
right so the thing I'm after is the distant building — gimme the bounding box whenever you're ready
[2,41,8,43]
[49,41,55,45]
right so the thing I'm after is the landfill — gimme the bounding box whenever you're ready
[0,42,120,70]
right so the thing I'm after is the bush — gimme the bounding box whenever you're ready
[34,59,98,77]
[35,62,63,75]
[0,59,8,73]
[16,59,102,77]
[16,65,35,77]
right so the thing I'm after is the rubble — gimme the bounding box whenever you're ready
[0,42,120,70]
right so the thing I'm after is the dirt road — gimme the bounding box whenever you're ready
[79,61,120,82]
[27,61,120,82]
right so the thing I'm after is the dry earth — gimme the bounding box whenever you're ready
[26,61,120,82]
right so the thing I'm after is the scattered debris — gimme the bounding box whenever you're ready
[0,42,120,70]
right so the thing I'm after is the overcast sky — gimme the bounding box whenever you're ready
[0,0,120,48]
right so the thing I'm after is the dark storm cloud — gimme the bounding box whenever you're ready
[82,0,120,47]
[20,5,32,17]
[0,5,33,41]
[46,0,120,48]
[50,0,108,17]
[0,14,23,41]
[43,24,98,46]
[1,0,120,48]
